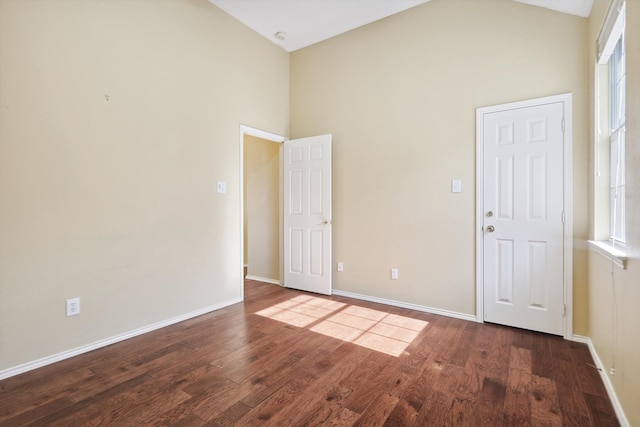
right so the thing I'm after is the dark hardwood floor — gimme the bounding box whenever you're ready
[0,279,619,426]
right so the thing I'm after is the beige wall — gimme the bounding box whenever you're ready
[290,0,589,324]
[243,135,280,282]
[0,0,289,371]
[587,1,640,424]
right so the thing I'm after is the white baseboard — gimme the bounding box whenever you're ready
[0,297,242,380]
[571,335,629,427]
[331,289,477,322]
[245,275,281,286]
[569,334,590,344]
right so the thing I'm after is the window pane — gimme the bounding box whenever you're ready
[620,128,625,186]
[610,37,625,131]
[620,77,625,125]
[608,33,625,243]
[610,186,625,243]
[610,131,620,187]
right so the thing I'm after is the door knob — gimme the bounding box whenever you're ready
[486,225,495,232]
[319,219,331,225]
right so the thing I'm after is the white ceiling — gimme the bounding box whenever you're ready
[208,0,593,52]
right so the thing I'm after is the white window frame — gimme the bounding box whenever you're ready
[590,0,627,268]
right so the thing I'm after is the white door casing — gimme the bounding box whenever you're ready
[239,125,287,301]
[476,94,573,337]
[284,135,332,295]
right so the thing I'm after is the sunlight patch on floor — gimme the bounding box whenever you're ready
[256,296,428,357]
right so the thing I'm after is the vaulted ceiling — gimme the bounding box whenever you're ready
[208,0,594,52]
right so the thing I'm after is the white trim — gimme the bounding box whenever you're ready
[332,289,477,323]
[239,125,287,144]
[572,335,630,427]
[569,334,590,344]
[475,93,574,339]
[0,298,242,380]
[476,106,485,324]
[597,0,625,64]
[245,275,281,286]
[588,240,628,269]
[239,125,287,301]
[563,94,574,340]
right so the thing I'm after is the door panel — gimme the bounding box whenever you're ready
[283,134,332,295]
[482,102,564,335]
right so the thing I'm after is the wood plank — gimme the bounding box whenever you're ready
[502,389,532,427]
[206,401,252,427]
[383,398,418,426]
[264,345,369,426]
[0,366,94,421]
[352,393,398,426]
[338,349,396,411]
[503,345,533,426]
[570,341,609,396]
[528,375,562,427]
[14,374,150,426]
[238,334,346,409]
[553,358,594,427]
[530,331,557,379]
[448,321,480,367]
[506,346,532,393]
[484,325,514,385]
[425,363,466,406]
[140,400,206,426]
[413,400,449,427]
[448,395,478,426]
[0,397,76,427]
[383,319,449,399]
[238,374,319,425]
[48,374,191,427]
[295,397,360,426]
[583,393,621,427]
[477,376,507,427]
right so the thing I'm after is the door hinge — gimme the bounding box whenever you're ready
[561,119,565,133]
[561,211,565,224]
[563,304,567,317]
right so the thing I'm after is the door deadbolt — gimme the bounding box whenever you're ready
[486,211,493,217]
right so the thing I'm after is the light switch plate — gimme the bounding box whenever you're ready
[452,179,462,193]
[217,181,227,194]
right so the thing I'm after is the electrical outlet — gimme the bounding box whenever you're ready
[337,262,344,272]
[391,268,399,280]
[610,367,616,375]
[66,298,80,317]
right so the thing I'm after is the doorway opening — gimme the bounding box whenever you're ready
[239,125,286,300]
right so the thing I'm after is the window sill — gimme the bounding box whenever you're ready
[588,240,628,269]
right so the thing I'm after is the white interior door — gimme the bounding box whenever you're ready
[480,100,566,335]
[283,134,332,295]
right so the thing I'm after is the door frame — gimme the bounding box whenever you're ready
[475,93,574,339]
[239,125,286,300]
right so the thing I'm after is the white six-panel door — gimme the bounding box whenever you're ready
[283,135,332,295]
[480,100,566,336]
